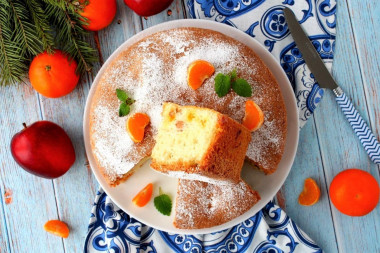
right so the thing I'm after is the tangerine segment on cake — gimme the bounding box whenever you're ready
[151,102,251,183]
[89,27,287,187]
[174,179,260,229]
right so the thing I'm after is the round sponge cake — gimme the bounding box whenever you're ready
[89,27,287,187]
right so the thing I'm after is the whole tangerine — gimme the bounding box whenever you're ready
[29,50,79,98]
[329,168,379,216]
[80,0,117,31]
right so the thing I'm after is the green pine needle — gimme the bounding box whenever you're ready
[25,0,54,53]
[9,0,42,56]
[0,0,28,86]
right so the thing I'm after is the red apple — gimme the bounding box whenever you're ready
[10,121,75,179]
[124,0,174,17]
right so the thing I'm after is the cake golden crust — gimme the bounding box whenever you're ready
[89,27,287,186]
[174,179,261,229]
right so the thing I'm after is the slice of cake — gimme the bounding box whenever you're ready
[174,179,260,229]
[150,102,251,183]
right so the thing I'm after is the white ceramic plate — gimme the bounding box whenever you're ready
[83,19,299,234]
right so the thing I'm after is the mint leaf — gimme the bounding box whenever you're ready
[116,88,134,117]
[119,102,130,117]
[230,69,237,81]
[154,192,172,216]
[232,78,252,97]
[214,73,231,97]
[116,89,128,102]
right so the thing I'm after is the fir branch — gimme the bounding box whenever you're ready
[0,0,28,86]
[45,0,97,74]
[25,0,54,53]
[9,0,42,56]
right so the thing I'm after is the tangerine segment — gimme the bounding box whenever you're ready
[44,220,70,238]
[298,178,321,206]
[242,100,264,131]
[187,60,215,90]
[127,113,150,143]
[329,169,380,216]
[133,183,153,207]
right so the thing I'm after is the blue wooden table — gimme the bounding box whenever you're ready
[0,1,379,252]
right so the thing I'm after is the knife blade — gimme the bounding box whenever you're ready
[284,7,337,90]
[284,7,380,164]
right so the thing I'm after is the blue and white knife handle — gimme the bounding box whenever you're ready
[334,87,380,164]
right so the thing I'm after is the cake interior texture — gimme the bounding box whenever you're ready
[152,102,219,165]
[151,102,251,183]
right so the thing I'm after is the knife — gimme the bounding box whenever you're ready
[284,7,380,164]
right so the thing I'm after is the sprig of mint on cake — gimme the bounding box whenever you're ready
[116,89,135,117]
[154,187,172,216]
[214,69,253,98]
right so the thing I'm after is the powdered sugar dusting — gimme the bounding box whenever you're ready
[164,171,232,185]
[159,32,196,55]
[247,118,282,169]
[89,28,286,182]
[173,42,238,88]
[92,105,136,181]
[174,179,259,228]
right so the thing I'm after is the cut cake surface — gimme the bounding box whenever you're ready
[151,102,251,183]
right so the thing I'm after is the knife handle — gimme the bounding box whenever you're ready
[334,87,380,164]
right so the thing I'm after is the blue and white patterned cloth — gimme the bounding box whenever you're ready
[188,0,336,127]
[85,189,322,252]
[85,1,336,252]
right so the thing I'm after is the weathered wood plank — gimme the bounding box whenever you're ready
[346,0,380,158]
[312,0,380,252]
[281,118,338,253]
[181,0,190,18]
[97,1,142,61]
[0,184,11,253]
[0,84,63,253]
